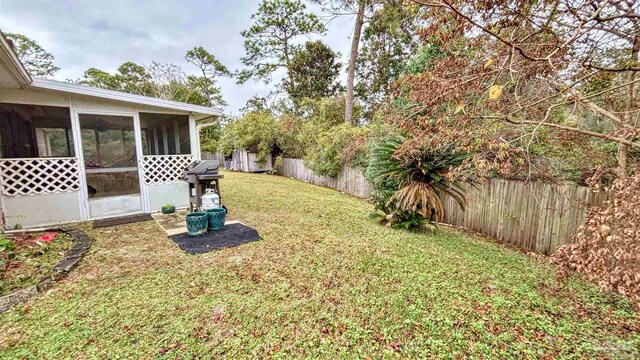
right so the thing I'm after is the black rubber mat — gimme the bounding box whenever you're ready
[92,213,153,229]
[170,223,260,254]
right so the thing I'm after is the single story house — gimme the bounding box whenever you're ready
[0,30,222,229]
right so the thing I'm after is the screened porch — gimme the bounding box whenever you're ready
[0,102,204,229]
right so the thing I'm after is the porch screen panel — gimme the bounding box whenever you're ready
[79,114,140,198]
[139,113,190,155]
[0,103,74,159]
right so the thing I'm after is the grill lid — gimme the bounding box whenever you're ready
[183,160,220,176]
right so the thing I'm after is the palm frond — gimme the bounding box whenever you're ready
[433,182,467,211]
[366,135,474,229]
[365,135,406,182]
[369,209,436,232]
[388,181,445,222]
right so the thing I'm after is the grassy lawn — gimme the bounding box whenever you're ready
[1,171,638,358]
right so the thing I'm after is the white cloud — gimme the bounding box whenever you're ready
[0,0,355,115]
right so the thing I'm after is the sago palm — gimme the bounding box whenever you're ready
[366,135,469,223]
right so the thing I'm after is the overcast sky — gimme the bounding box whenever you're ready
[0,0,355,115]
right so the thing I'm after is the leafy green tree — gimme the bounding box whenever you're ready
[240,96,270,114]
[76,68,121,90]
[303,122,369,176]
[186,47,230,80]
[78,62,154,96]
[275,112,305,158]
[186,47,231,106]
[117,62,154,96]
[355,1,423,112]
[312,0,381,123]
[238,0,326,97]
[298,96,353,129]
[294,97,367,176]
[184,75,225,107]
[199,122,223,153]
[403,44,445,75]
[75,47,228,108]
[286,41,343,103]
[218,111,279,162]
[5,33,59,78]
[145,60,227,108]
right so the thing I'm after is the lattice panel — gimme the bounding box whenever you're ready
[0,158,80,196]
[142,155,193,185]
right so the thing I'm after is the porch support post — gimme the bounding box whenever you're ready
[162,125,169,155]
[153,128,159,154]
[133,112,150,213]
[69,100,90,221]
[173,119,181,154]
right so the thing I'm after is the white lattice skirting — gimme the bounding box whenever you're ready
[0,158,81,196]
[142,155,193,185]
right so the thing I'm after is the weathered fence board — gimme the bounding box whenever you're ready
[201,151,225,163]
[443,180,607,255]
[278,158,371,199]
[277,158,606,255]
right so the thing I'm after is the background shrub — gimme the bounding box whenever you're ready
[218,111,278,162]
[304,123,369,177]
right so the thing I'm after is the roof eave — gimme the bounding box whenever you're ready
[0,30,33,86]
[29,78,223,116]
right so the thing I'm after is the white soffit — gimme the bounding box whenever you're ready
[29,78,223,117]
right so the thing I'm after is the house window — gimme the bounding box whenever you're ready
[139,113,190,155]
[0,103,74,158]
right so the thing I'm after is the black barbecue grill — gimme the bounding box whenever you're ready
[182,160,224,212]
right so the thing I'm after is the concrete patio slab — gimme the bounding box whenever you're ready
[151,209,238,236]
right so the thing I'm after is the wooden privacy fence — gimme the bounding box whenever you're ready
[439,180,606,255]
[201,151,225,163]
[202,151,273,172]
[277,158,607,255]
[278,158,371,198]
